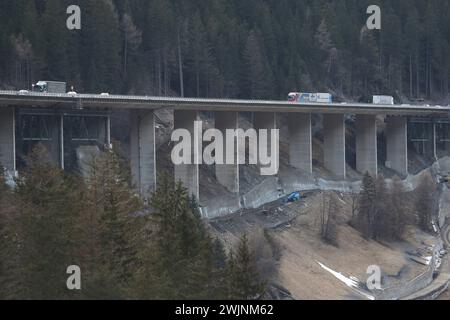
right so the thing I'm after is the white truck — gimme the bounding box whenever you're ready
[373,95,394,105]
[288,92,332,103]
[32,81,67,93]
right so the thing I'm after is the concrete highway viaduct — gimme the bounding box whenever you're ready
[1,91,450,213]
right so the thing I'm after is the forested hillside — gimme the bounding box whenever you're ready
[0,0,449,101]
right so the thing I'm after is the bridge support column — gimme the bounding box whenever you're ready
[386,117,408,176]
[174,110,200,200]
[324,114,346,179]
[356,115,378,176]
[215,112,239,193]
[130,110,156,199]
[253,112,279,176]
[0,108,15,174]
[288,113,312,174]
[435,122,450,158]
[433,122,437,160]
[254,113,277,131]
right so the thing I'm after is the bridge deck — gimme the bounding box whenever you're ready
[0,90,449,116]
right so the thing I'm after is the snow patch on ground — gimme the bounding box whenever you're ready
[317,261,375,300]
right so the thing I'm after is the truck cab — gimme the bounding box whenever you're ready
[288,92,300,102]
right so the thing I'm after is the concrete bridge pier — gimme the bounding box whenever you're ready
[253,112,278,176]
[0,107,15,174]
[386,117,408,176]
[254,112,277,131]
[174,110,200,200]
[433,122,437,159]
[130,110,156,199]
[215,111,239,193]
[356,115,378,176]
[408,120,435,160]
[288,113,312,174]
[323,114,346,179]
[435,121,450,158]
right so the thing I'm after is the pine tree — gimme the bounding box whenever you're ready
[13,145,81,299]
[372,174,389,240]
[121,13,142,79]
[81,149,141,299]
[389,176,408,239]
[0,168,24,299]
[415,174,436,232]
[0,166,14,299]
[144,0,176,96]
[212,238,227,270]
[320,194,339,246]
[355,173,377,239]
[404,8,420,98]
[134,174,231,299]
[80,0,122,92]
[186,12,211,97]
[227,235,265,300]
[242,30,273,99]
[42,0,69,81]
[315,19,334,51]
[137,176,198,298]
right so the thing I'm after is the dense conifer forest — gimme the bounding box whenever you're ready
[0,0,449,101]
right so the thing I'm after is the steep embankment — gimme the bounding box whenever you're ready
[211,191,438,300]
[272,192,435,300]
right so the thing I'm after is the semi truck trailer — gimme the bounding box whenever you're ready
[32,81,67,93]
[288,92,332,103]
[372,95,394,105]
